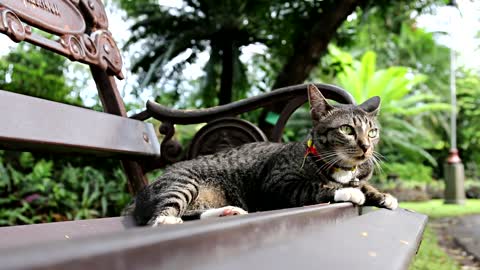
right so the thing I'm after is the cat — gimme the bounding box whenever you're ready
[131,84,398,226]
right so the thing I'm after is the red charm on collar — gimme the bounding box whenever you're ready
[301,138,320,168]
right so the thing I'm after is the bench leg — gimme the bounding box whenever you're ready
[122,160,148,194]
[90,66,149,194]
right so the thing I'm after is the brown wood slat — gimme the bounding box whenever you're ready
[0,203,359,270]
[200,208,427,270]
[0,217,136,250]
[0,90,160,158]
[89,67,150,193]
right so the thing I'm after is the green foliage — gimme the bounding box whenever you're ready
[0,151,131,226]
[322,47,450,165]
[116,0,446,108]
[378,162,434,183]
[401,199,480,219]
[0,43,81,104]
[117,0,277,106]
[401,200,480,270]
[410,226,460,270]
[335,15,453,161]
[457,69,480,166]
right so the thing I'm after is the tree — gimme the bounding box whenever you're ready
[117,0,447,138]
[118,0,273,106]
[0,43,80,104]
[116,0,398,106]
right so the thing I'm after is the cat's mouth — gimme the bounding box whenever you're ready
[337,151,371,166]
[348,154,371,165]
[355,154,366,160]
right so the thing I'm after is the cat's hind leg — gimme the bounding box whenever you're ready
[133,175,200,226]
[181,206,248,221]
[199,206,248,219]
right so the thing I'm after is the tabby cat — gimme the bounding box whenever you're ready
[131,84,398,226]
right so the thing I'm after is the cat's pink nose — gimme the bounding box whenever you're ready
[359,143,370,153]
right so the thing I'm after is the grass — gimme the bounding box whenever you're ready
[401,199,480,219]
[400,199,480,270]
[409,226,460,270]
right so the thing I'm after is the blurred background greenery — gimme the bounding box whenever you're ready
[1,0,480,240]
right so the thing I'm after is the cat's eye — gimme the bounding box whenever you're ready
[368,129,378,138]
[339,125,354,135]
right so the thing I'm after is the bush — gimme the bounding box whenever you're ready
[465,179,480,199]
[377,162,434,183]
[0,151,131,226]
[370,162,438,202]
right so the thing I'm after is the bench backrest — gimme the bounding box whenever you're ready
[0,0,159,193]
[0,0,357,194]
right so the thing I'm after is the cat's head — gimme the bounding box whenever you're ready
[308,84,380,168]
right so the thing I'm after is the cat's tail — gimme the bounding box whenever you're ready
[121,200,136,216]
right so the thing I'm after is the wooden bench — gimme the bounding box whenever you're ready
[0,1,427,269]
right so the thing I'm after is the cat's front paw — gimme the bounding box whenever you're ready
[334,188,365,205]
[381,194,398,210]
[149,216,184,227]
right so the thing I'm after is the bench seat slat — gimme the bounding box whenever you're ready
[0,204,427,270]
[0,90,160,158]
[0,203,356,251]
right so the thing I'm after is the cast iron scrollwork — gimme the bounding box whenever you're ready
[131,83,355,170]
[79,0,109,30]
[91,30,123,77]
[63,34,85,61]
[0,9,26,42]
[188,118,267,159]
[158,122,183,164]
[0,1,123,79]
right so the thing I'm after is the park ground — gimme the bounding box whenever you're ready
[401,200,480,270]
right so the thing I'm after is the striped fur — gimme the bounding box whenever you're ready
[132,85,396,226]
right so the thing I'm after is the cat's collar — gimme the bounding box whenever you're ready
[300,138,320,168]
[301,139,359,187]
[332,165,357,172]
[300,139,358,171]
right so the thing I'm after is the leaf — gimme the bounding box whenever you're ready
[359,51,376,95]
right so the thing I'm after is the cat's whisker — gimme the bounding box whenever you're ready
[326,158,342,171]
[315,153,340,160]
[318,155,341,171]
[318,157,339,172]
[371,156,384,174]
[315,157,340,174]
[373,151,387,161]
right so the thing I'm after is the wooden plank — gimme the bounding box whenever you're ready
[0,203,359,270]
[89,67,150,193]
[197,208,427,270]
[0,90,160,158]
[0,217,136,250]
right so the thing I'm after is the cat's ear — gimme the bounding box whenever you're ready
[359,96,381,116]
[308,84,334,122]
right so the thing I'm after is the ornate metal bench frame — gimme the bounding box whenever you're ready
[0,1,427,270]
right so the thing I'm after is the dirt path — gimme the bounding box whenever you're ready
[432,217,480,270]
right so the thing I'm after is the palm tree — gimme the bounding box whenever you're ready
[118,0,272,106]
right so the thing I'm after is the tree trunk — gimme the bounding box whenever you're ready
[259,0,361,139]
[219,40,234,105]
